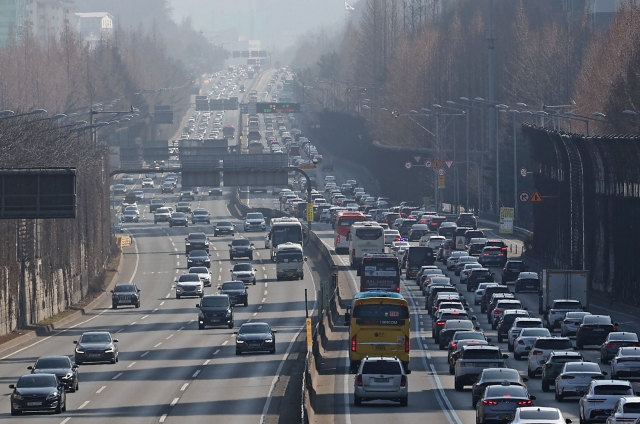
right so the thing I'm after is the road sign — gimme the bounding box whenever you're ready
[299,165,316,170]
[438,175,445,187]
[306,317,312,347]
[518,191,530,203]
[306,203,314,221]
[404,162,412,169]
[433,159,442,169]
[242,104,249,113]
[445,160,454,169]
[423,197,431,207]
[520,167,528,178]
[414,156,421,163]
[530,189,543,202]
[499,207,515,234]
[425,160,432,168]
[438,168,445,176]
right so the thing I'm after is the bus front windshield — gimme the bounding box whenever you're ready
[272,226,302,245]
[276,252,303,263]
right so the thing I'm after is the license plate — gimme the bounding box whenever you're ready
[500,415,514,421]
[594,328,605,331]
[211,319,220,322]
[375,345,386,351]
[287,272,294,276]
[374,378,389,383]
[27,402,42,406]
[630,368,640,372]
[120,299,130,303]
[576,386,587,392]
[88,354,101,358]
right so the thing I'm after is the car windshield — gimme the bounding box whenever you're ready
[473,270,493,277]
[193,210,208,215]
[17,375,57,388]
[190,267,208,274]
[534,339,573,349]
[516,320,542,328]
[623,403,640,413]
[80,333,111,343]
[583,316,612,325]
[462,349,501,360]
[455,332,484,340]
[239,323,270,334]
[179,274,200,282]
[222,282,244,290]
[201,297,229,307]
[151,199,163,204]
[564,362,601,373]
[189,250,207,257]
[483,369,519,381]
[519,410,560,420]
[593,385,634,396]
[233,264,253,271]
[114,284,136,293]
[172,213,186,218]
[233,239,250,246]
[157,208,170,213]
[188,234,206,241]
[246,213,263,220]
[609,333,638,341]
[619,348,640,356]
[485,386,527,398]
[35,357,71,369]
[218,222,232,227]
[361,360,402,375]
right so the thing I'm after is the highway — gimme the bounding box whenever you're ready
[0,177,316,423]
[246,157,640,424]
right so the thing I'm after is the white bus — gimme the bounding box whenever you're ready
[275,242,306,280]
[265,217,304,261]
[348,222,385,269]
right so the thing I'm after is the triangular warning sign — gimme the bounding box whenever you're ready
[414,156,421,163]
[433,159,442,168]
[530,189,543,203]
[445,160,454,169]
[457,238,464,245]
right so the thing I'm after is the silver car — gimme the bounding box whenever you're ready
[461,263,484,283]
[579,380,635,424]
[555,361,607,401]
[606,396,640,424]
[475,382,535,423]
[611,347,640,379]
[514,328,551,360]
[509,407,572,424]
[353,356,410,406]
[447,251,469,270]
[560,311,592,337]
[475,283,498,305]
[508,318,544,351]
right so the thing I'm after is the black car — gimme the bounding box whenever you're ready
[169,212,189,227]
[466,268,495,291]
[404,246,435,279]
[576,314,618,349]
[197,294,234,329]
[471,367,529,408]
[218,280,248,306]
[10,374,67,415]
[480,285,510,313]
[73,332,119,364]
[496,310,530,343]
[502,260,528,283]
[235,322,277,355]
[601,332,640,363]
[185,232,209,253]
[455,213,477,229]
[28,356,79,392]
[179,190,195,201]
[209,187,223,195]
[175,202,192,213]
[438,320,477,350]
[214,221,235,236]
[229,238,254,260]
[149,198,165,212]
[187,249,211,268]
[110,283,141,309]
[162,182,174,193]
[191,209,211,224]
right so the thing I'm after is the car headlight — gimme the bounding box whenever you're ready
[62,372,74,380]
[75,346,84,354]
[46,391,59,400]
[225,310,232,317]
[236,339,245,344]
[105,346,115,353]
[185,242,191,246]
[265,338,273,343]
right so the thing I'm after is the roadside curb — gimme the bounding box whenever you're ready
[0,244,126,354]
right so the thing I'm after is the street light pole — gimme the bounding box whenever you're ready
[510,110,518,224]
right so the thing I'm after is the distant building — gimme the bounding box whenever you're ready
[0,0,75,47]
[586,0,639,29]
[75,11,113,46]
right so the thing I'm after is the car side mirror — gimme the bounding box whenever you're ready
[521,376,529,382]
[110,290,114,293]
[137,289,141,292]
[602,371,608,376]
[566,420,572,424]
[196,304,200,308]
[502,354,509,359]
[251,243,254,246]
[486,338,492,342]
[304,257,308,261]
[471,316,477,321]
[228,244,232,247]
[233,331,238,334]
[9,384,15,389]
[73,341,78,344]
[529,395,537,401]
[272,330,277,333]
[254,269,257,272]
[636,391,640,396]
[113,339,119,343]
[574,346,579,350]
[614,322,619,326]
[27,366,33,370]
[73,364,78,368]
[344,312,351,325]
[405,370,412,375]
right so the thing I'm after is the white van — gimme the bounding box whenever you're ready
[275,243,306,280]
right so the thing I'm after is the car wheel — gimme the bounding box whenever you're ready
[75,381,79,392]
[527,367,535,378]
[214,234,217,237]
[508,342,514,352]
[400,396,408,407]
[580,413,586,424]
[270,348,276,354]
[11,408,21,416]
[135,302,140,308]
[244,300,249,307]
[449,365,455,375]
[491,322,496,330]
[611,371,618,379]
[249,255,253,260]
[601,356,609,364]
[555,390,564,402]
[230,255,234,260]
[55,401,63,414]
[542,379,550,392]
[514,352,521,360]
[199,323,204,330]
[454,379,463,391]
[577,341,584,350]
[176,294,181,299]
[252,280,256,285]
[498,335,503,343]
[228,322,234,329]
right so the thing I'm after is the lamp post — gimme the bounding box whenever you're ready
[0,109,47,120]
[508,109,519,223]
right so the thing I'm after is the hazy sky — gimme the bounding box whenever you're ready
[167,0,359,50]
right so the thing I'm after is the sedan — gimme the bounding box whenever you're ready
[73,332,119,364]
[555,361,607,401]
[611,347,640,379]
[510,407,572,424]
[175,202,192,213]
[191,209,211,224]
[476,383,535,423]
[218,280,248,307]
[187,250,211,268]
[514,328,551,360]
[235,322,277,355]
[154,207,172,223]
[10,374,67,415]
[576,315,618,349]
[28,356,79,392]
[189,266,212,287]
[214,221,235,236]
[560,311,592,337]
[113,183,126,195]
[601,332,640,364]
[141,178,154,188]
[384,229,401,245]
[121,209,139,223]
[471,367,529,408]
[121,174,134,184]
[169,212,189,227]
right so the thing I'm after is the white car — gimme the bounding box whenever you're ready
[461,263,483,283]
[384,230,401,245]
[507,318,544,351]
[121,174,134,184]
[188,266,212,287]
[419,235,446,249]
[514,328,551,360]
[606,396,640,424]
[244,212,266,232]
[124,205,140,216]
[141,178,154,188]
[526,336,574,376]
[560,311,592,337]
[446,251,469,270]
[611,347,640,379]
[579,380,636,424]
[389,241,409,256]
[474,283,498,305]
[555,361,606,401]
[175,273,204,299]
[509,407,572,424]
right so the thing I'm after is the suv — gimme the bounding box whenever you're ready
[471,367,529,408]
[353,357,410,406]
[244,212,266,232]
[185,232,209,254]
[230,263,257,285]
[438,320,478,350]
[467,268,495,292]
[432,309,471,342]
[191,209,211,224]
[149,198,165,212]
[514,272,540,293]
[455,213,477,229]
[175,202,192,213]
[526,337,575,377]
[545,299,585,330]
[576,315,618,349]
[481,285,511,314]
[600,332,640,364]
[217,280,248,307]
[490,300,524,329]
[196,294,234,329]
[180,190,196,201]
[507,318,544,351]
[497,310,530,342]
[579,380,636,424]
[229,238,254,260]
[479,246,507,267]
[110,283,141,309]
[454,345,508,391]
[175,273,204,299]
[540,351,584,392]
[502,260,528,283]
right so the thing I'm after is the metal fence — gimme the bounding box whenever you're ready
[524,124,640,301]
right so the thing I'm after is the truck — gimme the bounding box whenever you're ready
[538,269,589,323]
[222,125,235,139]
[322,156,334,171]
[275,242,306,280]
[248,141,264,154]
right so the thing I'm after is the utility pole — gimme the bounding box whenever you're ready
[487,0,497,212]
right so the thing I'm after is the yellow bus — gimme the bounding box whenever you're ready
[347,291,410,372]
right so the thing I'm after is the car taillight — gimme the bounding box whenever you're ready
[337,235,341,243]
[532,350,543,355]
[351,335,357,352]
[493,309,501,314]
[518,400,533,406]
[405,336,410,353]
[356,374,363,386]
[518,340,525,345]
[606,342,617,348]
[501,247,507,251]
[483,400,499,405]
[503,268,507,273]
[501,321,507,326]
[450,342,457,349]
[400,375,407,386]
[434,306,439,311]
[437,321,445,326]
[483,254,489,257]
[561,375,575,379]
[498,253,504,257]
[612,325,617,331]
